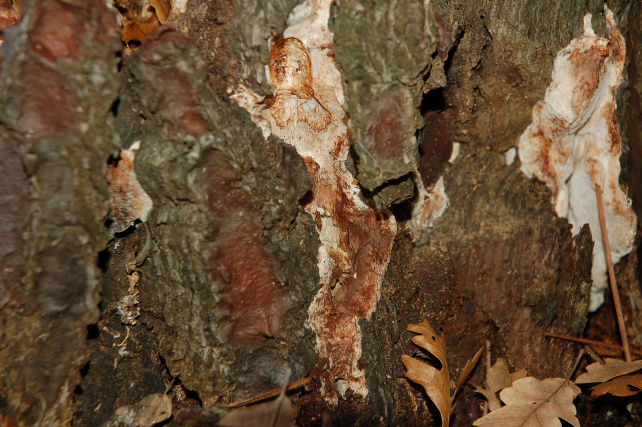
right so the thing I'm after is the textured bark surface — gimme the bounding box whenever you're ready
[0,0,640,426]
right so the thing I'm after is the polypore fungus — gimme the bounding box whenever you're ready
[518,7,636,311]
[232,0,396,405]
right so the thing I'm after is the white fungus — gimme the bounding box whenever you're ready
[505,147,517,166]
[449,142,461,163]
[518,7,636,311]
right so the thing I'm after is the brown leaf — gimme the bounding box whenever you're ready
[575,358,642,384]
[122,16,159,44]
[402,319,450,427]
[590,374,642,397]
[473,358,513,412]
[473,377,581,427]
[473,385,503,412]
[133,393,172,427]
[487,358,512,392]
[150,0,171,24]
[452,346,484,402]
[509,369,528,383]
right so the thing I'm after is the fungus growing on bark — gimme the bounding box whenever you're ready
[410,174,449,236]
[518,7,636,311]
[108,142,153,234]
[232,0,396,405]
[505,147,517,166]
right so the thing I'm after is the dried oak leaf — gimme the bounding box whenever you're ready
[122,17,159,43]
[510,369,528,383]
[401,319,450,427]
[472,377,581,427]
[575,358,642,384]
[590,374,642,397]
[473,358,513,412]
[150,0,170,23]
[452,346,484,403]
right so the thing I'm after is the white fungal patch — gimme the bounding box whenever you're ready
[231,0,396,405]
[449,142,461,163]
[505,147,517,166]
[410,174,449,237]
[518,7,636,311]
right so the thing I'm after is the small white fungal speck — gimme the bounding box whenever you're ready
[449,142,460,163]
[505,147,517,166]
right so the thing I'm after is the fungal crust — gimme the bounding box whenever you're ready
[518,7,636,311]
[108,143,153,234]
[231,0,396,405]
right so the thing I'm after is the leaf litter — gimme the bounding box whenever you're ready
[589,374,642,397]
[575,358,642,384]
[402,319,482,427]
[402,320,451,427]
[473,377,581,427]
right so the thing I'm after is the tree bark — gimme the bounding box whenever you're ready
[0,0,640,426]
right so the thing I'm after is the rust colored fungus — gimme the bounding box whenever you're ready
[108,144,153,234]
[204,155,290,343]
[232,0,396,405]
[134,28,210,138]
[519,7,637,311]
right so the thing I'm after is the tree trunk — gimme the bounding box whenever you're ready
[1,0,640,426]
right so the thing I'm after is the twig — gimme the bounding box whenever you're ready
[227,377,312,408]
[270,369,291,427]
[544,332,642,356]
[595,184,631,362]
[583,345,605,365]
[117,326,130,347]
[485,340,491,376]
[567,348,585,380]
[134,222,152,267]
[164,376,177,394]
[450,346,484,406]
[482,340,491,416]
